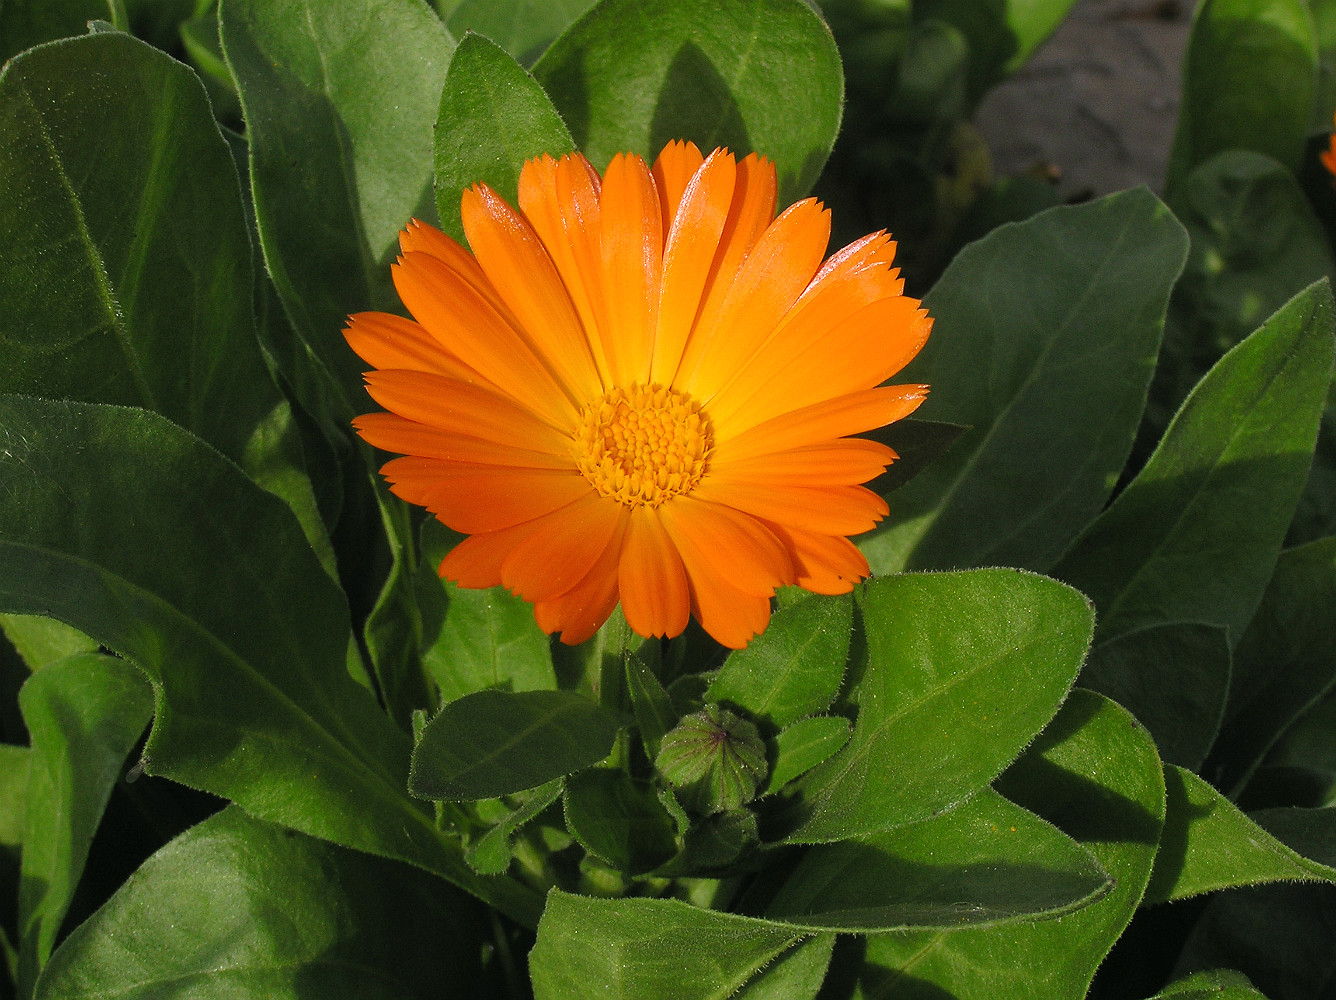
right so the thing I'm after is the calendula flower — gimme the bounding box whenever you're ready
[1322,111,1336,180]
[346,141,931,648]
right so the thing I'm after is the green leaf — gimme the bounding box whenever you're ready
[864,418,969,498]
[433,32,575,241]
[777,570,1091,843]
[219,0,454,418]
[762,715,851,795]
[446,0,592,65]
[1145,765,1336,904]
[0,32,335,571]
[531,0,843,203]
[625,652,677,761]
[1151,969,1268,999]
[1081,622,1231,771]
[862,190,1189,575]
[1209,537,1336,794]
[465,778,562,875]
[854,691,1166,1000]
[0,744,28,850]
[32,807,498,1000]
[0,397,541,927]
[732,934,834,1000]
[1251,806,1336,868]
[1054,281,1336,645]
[0,0,105,64]
[0,616,95,673]
[1167,0,1318,192]
[707,593,851,730]
[529,890,809,1000]
[409,689,621,800]
[766,789,1109,932]
[563,769,678,874]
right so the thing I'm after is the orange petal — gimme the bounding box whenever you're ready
[461,184,603,402]
[344,312,485,383]
[518,153,612,386]
[399,219,515,321]
[617,506,691,639]
[717,385,929,456]
[393,251,576,426]
[597,153,663,386]
[677,196,831,400]
[661,153,777,386]
[379,457,590,533]
[651,139,706,231]
[709,438,897,486]
[533,515,628,644]
[361,369,573,454]
[692,479,888,536]
[717,299,933,436]
[651,150,737,384]
[500,493,628,602]
[352,412,574,469]
[658,503,773,649]
[762,521,870,595]
[438,518,547,588]
[658,497,793,597]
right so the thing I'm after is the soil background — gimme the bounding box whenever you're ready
[975,0,1192,199]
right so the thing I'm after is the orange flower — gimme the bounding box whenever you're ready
[346,142,931,648]
[1323,112,1336,180]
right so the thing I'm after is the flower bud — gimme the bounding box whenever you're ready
[654,705,768,815]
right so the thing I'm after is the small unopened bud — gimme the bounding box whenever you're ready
[655,705,768,814]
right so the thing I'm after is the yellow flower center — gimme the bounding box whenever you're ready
[574,384,712,507]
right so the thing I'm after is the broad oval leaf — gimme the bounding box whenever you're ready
[855,691,1166,1000]
[531,0,842,202]
[765,789,1110,932]
[33,808,496,1000]
[409,689,621,800]
[778,569,1093,843]
[707,593,851,730]
[862,189,1189,575]
[17,653,152,996]
[1145,765,1336,905]
[433,32,575,240]
[0,397,540,927]
[219,0,454,417]
[1055,281,1336,645]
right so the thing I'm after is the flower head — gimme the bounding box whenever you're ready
[346,141,931,648]
[1323,112,1336,181]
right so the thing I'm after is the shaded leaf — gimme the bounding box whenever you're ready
[466,778,562,875]
[433,31,574,241]
[410,689,620,800]
[1082,622,1231,771]
[778,570,1091,843]
[625,652,677,761]
[0,744,28,850]
[33,807,496,1000]
[563,769,678,874]
[0,0,104,64]
[1152,968,1267,998]
[1055,281,1336,644]
[446,0,592,65]
[531,0,843,202]
[707,593,851,731]
[862,190,1189,575]
[864,418,969,498]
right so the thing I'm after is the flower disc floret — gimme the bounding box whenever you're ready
[575,384,712,507]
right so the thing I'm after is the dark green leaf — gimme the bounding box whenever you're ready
[766,789,1109,932]
[1166,0,1318,191]
[707,593,851,730]
[1209,537,1336,794]
[1145,765,1336,904]
[410,689,620,800]
[762,715,851,795]
[0,744,28,851]
[855,691,1166,1000]
[625,652,677,761]
[1082,622,1231,771]
[531,0,843,203]
[529,890,808,1000]
[862,190,1189,575]
[1054,281,1336,644]
[0,0,104,64]
[863,418,969,498]
[778,570,1091,843]
[446,0,592,65]
[1251,806,1336,868]
[33,807,497,1000]
[0,397,541,927]
[433,32,574,241]
[1151,969,1267,998]
[16,654,151,995]
[465,778,562,875]
[563,769,677,874]
[219,0,454,418]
